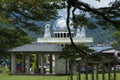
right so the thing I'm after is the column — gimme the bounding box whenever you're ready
[36,54,39,73]
[57,33,58,38]
[55,33,57,38]
[11,53,16,74]
[49,54,53,74]
[58,33,60,38]
[36,54,41,73]
[66,33,67,37]
[45,54,49,64]
[114,50,118,57]
[38,54,41,73]
[25,54,30,74]
[55,54,66,74]
[22,54,25,73]
[40,54,44,74]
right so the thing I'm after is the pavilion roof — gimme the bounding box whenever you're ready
[8,43,63,53]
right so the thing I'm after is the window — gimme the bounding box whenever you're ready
[64,33,66,38]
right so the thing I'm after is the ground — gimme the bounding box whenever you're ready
[0,73,120,80]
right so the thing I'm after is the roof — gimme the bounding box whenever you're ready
[89,46,120,53]
[89,46,112,52]
[102,49,120,53]
[8,43,63,53]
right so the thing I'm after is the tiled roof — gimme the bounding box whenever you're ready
[8,43,62,53]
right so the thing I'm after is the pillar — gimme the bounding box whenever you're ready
[36,54,41,73]
[36,54,39,73]
[22,53,25,73]
[40,54,44,74]
[55,54,66,74]
[66,33,67,38]
[58,33,60,38]
[11,53,16,74]
[25,54,30,74]
[114,50,118,57]
[49,54,53,74]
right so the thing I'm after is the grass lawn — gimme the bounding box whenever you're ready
[0,73,120,80]
[0,74,68,80]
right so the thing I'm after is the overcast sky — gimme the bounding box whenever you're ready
[80,0,115,8]
[58,0,115,16]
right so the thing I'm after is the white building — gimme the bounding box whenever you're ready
[37,17,93,44]
[37,17,93,74]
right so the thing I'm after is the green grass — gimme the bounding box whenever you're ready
[0,73,120,80]
[0,74,68,80]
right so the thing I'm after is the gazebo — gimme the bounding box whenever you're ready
[8,43,63,75]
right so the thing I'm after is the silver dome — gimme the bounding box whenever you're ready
[53,17,74,31]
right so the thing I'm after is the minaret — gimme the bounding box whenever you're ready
[75,26,86,38]
[75,27,81,38]
[44,23,51,38]
[80,27,86,38]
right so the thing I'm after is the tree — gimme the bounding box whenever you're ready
[65,0,120,58]
[0,0,65,33]
[65,1,119,80]
[60,44,93,80]
[111,30,120,47]
[0,27,32,58]
[67,0,119,28]
[0,0,64,58]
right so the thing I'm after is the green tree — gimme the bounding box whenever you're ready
[60,44,93,80]
[0,0,65,33]
[65,0,119,59]
[111,30,120,47]
[0,27,32,58]
[0,0,64,58]
[65,1,119,80]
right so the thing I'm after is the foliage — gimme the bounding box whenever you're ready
[0,0,65,33]
[60,44,94,60]
[68,0,120,29]
[86,27,114,45]
[111,30,120,47]
[0,27,32,58]
[0,0,119,33]
[65,0,120,58]
[0,66,10,74]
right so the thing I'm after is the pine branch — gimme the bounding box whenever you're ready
[68,0,119,28]
[66,1,86,59]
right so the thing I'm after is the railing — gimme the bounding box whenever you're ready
[70,59,117,80]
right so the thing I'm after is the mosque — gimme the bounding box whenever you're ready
[37,17,93,44]
[9,17,93,75]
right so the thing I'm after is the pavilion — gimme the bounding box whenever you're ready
[8,43,63,75]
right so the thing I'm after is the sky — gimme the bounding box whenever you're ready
[58,0,115,16]
[80,0,115,8]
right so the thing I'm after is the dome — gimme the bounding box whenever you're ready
[53,17,73,31]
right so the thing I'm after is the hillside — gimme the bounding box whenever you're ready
[85,27,114,45]
[27,18,115,45]
[34,25,114,45]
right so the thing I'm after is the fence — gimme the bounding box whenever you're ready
[70,58,117,80]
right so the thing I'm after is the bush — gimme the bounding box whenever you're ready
[0,66,10,74]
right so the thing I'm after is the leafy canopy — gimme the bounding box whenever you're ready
[0,0,65,33]
[0,27,32,58]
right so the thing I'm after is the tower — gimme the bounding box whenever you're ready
[44,23,51,38]
[75,27,81,38]
[80,27,86,38]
